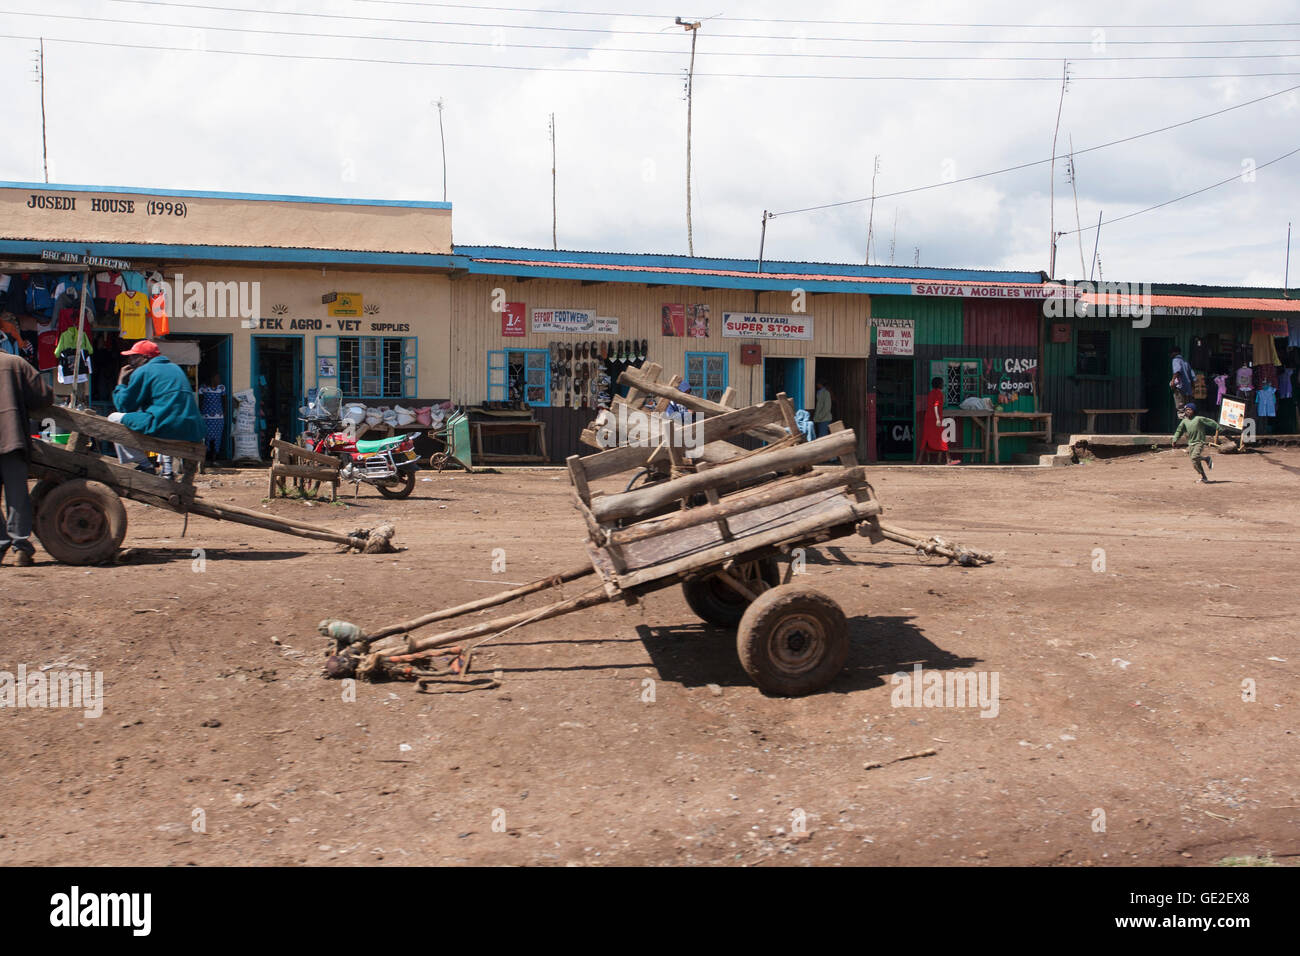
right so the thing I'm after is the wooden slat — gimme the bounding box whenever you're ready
[270,438,340,468]
[29,440,195,509]
[44,406,205,461]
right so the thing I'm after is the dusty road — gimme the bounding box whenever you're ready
[2,446,1296,866]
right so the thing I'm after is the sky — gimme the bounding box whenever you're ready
[1,0,1298,285]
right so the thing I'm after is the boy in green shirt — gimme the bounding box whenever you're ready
[1171,403,1218,483]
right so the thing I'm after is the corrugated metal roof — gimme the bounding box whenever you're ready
[1082,291,1300,312]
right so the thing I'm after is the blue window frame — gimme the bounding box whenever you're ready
[330,335,416,398]
[487,348,550,406]
[685,351,728,403]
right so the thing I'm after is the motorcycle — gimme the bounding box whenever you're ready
[297,389,420,499]
[300,419,420,499]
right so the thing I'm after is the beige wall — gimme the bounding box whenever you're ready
[1,185,452,254]
[449,276,872,408]
[161,265,451,397]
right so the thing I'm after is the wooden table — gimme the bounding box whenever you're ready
[1081,408,1147,433]
[991,411,1052,464]
[471,419,548,464]
[942,409,992,463]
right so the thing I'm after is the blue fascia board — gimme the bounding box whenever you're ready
[461,258,911,294]
[0,239,460,269]
[1,180,451,210]
[455,245,1040,284]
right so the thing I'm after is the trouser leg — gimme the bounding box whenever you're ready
[1190,445,1208,478]
[0,450,34,553]
[108,412,149,465]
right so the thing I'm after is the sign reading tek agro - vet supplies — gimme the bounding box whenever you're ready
[721,312,813,340]
[531,308,598,334]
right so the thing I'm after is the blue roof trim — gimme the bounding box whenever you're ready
[459,259,917,294]
[0,239,459,269]
[1,180,451,210]
[455,245,1041,284]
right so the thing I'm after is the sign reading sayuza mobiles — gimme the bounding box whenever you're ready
[911,283,1078,300]
[721,312,813,340]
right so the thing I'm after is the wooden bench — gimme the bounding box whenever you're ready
[268,432,341,501]
[1081,408,1147,433]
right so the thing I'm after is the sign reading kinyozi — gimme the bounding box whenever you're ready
[721,312,813,340]
[532,308,598,334]
[872,317,914,356]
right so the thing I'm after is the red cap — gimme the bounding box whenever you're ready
[121,340,161,359]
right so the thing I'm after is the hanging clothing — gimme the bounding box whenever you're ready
[1278,369,1295,400]
[55,327,93,357]
[1254,384,1277,417]
[1214,373,1229,405]
[149,292,170,336]
[1254,364,1277,390]
[1289,319,1300,348]
[120,271,149,294]
[36,331,58,371]
[95,272,125,300]
[1251,330,1281,366]
[1192,372,1207,399]
[1235,366,1255,392]
[115,291,150,340]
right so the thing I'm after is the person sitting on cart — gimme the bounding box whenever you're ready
[110,340,204,477]
[0,350,54,566]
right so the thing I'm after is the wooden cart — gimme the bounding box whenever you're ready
[26,406,394,565]
[322,369,991,697]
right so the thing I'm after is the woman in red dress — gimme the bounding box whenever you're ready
[916,376,955,464]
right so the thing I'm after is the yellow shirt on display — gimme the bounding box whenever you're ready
[116,291,150,340]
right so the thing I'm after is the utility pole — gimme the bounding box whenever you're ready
[676,17,702,256]
[757,210,773,273]
[1067,135,1086,278]
[39,38,48,183]
[1089,210,1103,282]
[549,112,557,250]
[889,209,898,265]
[865,155,880,264]
[1048,60,1069,278]
[433,98,447,202]
[1286,221,1292,295]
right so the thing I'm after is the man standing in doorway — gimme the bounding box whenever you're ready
[813,379,832,438]
[1170,347,1194,413]
[0,350,54,565]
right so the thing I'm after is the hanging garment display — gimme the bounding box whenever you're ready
[1254,383,1277,417]
[115,290,150,339]
[1213,373,1229,405]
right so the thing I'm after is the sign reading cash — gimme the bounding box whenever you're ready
[721,312,813,340]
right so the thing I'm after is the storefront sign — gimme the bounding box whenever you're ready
[872,317,914,355]
[502,302,526,336]
[326,293,363,317]
[595,315,620,334]
[721,312,813,340]
[1252,317,1289,335]
[982,357,1038,398]
[1153,305,1203,317]
[531,308,598,334]
[1220,397,1247,429]
[911,282,1078,300]
[39,249,131,271]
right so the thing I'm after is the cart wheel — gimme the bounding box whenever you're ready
[428,451,450,472]
[682,557,780,628]
[29,478,60,515]
[736,585,849,696]
[34,479,128,565]
[376,469,417,499]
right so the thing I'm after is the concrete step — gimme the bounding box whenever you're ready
[1012,442,1077,467]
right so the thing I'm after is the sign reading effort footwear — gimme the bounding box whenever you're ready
[872,317,914,355]
[721,312,813,340]
[531,308,598,334]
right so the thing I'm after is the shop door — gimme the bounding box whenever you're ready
[814,357,868,460]
[1140,336,1175,434]
[252,336,304,459]
[875,357,914,460]
[763,357,804,406]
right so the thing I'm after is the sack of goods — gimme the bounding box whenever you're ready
[343,403,367,425]
[394,405,417,426]
[380,407,398,426]
[414,405,433,427]
[364,407,385,426]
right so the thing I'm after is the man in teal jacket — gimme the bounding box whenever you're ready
[110,340,203,476]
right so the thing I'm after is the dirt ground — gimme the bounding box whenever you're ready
[2,445,1297,867]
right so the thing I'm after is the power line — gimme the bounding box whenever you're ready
[352,1,1300,30]
[11,32,1300,81]
[1059,146,1300,234]
[771,82,1300,216]
[12,11,1300,61]
[107,2,1300,45]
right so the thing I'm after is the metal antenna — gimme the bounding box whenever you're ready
[1089,210,1103,282]
[549,112,557,250]
[1047,60,1070,277]
[758,209,774,273]
[676,17,702,256]
[39,38,48,183]
[865,155,880,264]
[432,98,447,202]
[1067,135,1086,278]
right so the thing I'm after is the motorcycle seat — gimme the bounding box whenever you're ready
[355,435,409,453]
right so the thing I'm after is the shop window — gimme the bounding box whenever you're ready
[1076,330,1110,376]
[930,359,980,406]
[336,335,416,398]
[686,351,728,403]
[487,348,550,406]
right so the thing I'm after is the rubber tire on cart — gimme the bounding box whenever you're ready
[29,478,60,516]
[682,556,781,628]
[376,469,417,499]
[736,584,849,696]
[34,478,128,566]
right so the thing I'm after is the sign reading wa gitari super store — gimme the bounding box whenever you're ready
[721,312,813,340]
